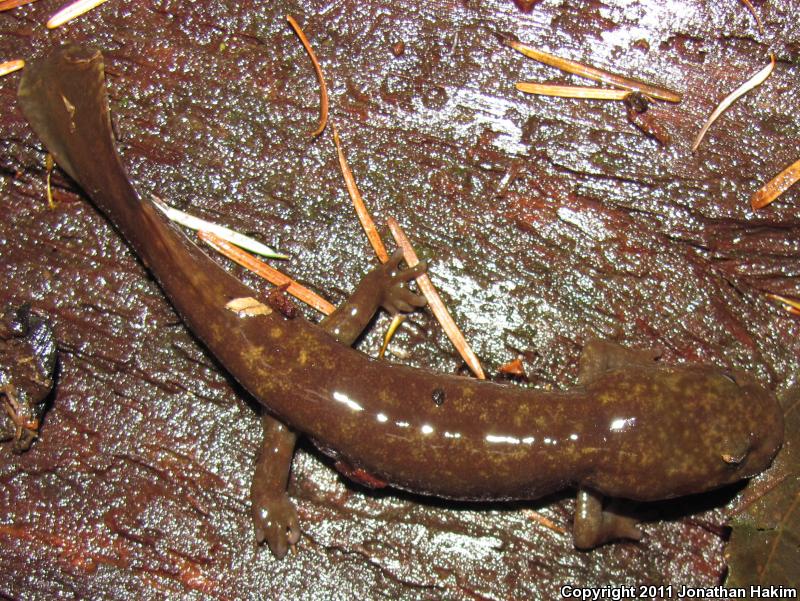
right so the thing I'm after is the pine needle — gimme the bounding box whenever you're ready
[0,0,39,11]
[505,38,682,103]
[751,156,800,209]
[692,54,775,152]
[286,14,329,137]
[739,0,765,35]
[332,125,390,263]
[47,0,110,28]
[152,196,287,259]
[515,82,631,100]
[387,217,485,380]
[378,314,405,359]
[198,231,335,315]
[0,59,24,77]
[766,293,800,316]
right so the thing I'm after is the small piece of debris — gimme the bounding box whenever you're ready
[225,297,273,318]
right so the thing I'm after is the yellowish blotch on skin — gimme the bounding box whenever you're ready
[270,326,283,339]
[298,349,309,366]
[242,345,265,371]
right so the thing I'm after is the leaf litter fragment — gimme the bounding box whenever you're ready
[692,54,775,152]
[225,297,272,318]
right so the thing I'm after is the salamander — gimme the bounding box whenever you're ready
[18,45,784,559]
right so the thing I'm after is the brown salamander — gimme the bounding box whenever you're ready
[18,46,784,558]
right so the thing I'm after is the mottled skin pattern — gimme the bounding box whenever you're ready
[18,46,784,558]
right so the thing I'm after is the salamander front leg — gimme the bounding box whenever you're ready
[322,249,426,346]
[573,487,642,549]
[250,413,300,558]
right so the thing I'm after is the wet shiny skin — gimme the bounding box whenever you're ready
[18,46,784,556]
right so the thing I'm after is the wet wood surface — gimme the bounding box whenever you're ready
[1,0,798,598]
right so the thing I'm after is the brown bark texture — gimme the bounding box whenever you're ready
[1,0,798,598]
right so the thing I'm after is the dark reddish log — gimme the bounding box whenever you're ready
[1,0,798,598]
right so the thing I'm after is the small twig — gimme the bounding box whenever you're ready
[766,293,800,316]
[751,157,800,210]
[0,0,39,11]
[152,195,287,259]
[0,59,24,77]
[387,218,485,380]
[287,14,329,137]
[692,54,775,152]
[198,231,335,315]
[515,82,631,100]
[504,38,682,103]
[739,0,765,35]
[47,0,110,28]
[332,125,390,263]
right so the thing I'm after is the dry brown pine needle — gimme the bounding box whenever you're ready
[387,217,486,380]
[766,293,800,316]
[751,156,800,210]
[505,38,682,103]
[47,0,110,28]
[198,231,335,315]
[286,14,329,137]
[739,0,765,35]
[0,0,39,11]
[332,124,390,263]
[692,54,775,152]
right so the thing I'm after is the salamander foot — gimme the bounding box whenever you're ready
[251,491,301,559]
[377,249,428,315]
[573,487,642,549]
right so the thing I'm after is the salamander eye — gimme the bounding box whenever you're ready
[721,449,748,465]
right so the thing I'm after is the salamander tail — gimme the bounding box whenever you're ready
[18,44,142,217]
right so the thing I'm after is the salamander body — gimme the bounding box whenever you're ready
[18,45,784,555]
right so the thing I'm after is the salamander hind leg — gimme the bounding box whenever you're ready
[250,412,300,559]
[573,488,642,549]
[578,339,662,384]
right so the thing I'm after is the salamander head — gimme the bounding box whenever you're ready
[588,366,784,501]
[710,369,784,482]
